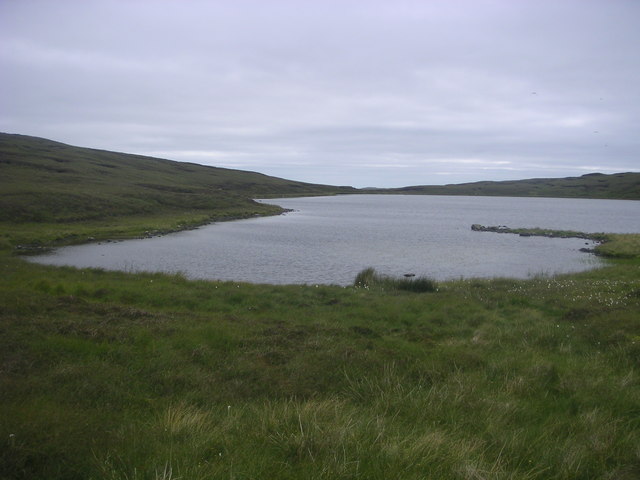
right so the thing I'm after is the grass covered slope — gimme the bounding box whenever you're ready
[0,133,355,247]
[1,237,639,479]
[0,133,355,222]
[390,172,640,199]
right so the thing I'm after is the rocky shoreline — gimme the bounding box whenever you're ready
[470,224,607,254]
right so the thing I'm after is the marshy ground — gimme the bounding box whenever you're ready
[1,233,638,479]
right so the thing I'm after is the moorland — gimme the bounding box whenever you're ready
[1,133,639,479]
[386,172,640,200]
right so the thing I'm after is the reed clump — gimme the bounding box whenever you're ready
[354,267,438,292]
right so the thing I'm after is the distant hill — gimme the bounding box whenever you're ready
[2,133,638,226]
[0,133,355,223]
[387,172,640,200]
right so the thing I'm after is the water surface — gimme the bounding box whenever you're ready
[30,195,640,285]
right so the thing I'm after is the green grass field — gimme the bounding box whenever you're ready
[1,232,639,479]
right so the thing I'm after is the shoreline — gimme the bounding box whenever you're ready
[470,224,613,256]
[11,203,292,256]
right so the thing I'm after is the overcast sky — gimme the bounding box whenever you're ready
[1,0,639,187]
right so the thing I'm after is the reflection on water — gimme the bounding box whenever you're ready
[29,195,640,285]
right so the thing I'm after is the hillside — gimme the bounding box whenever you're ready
[388,172,640,199]
[0,133,355,224]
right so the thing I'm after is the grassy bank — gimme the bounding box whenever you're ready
[0,133,354,250]
[1,233,639,479]
[1,207,285,253]
[470,225,640,260]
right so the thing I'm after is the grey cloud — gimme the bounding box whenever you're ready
[1,0,639,187]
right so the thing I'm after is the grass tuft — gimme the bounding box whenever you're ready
[354,267,438,292]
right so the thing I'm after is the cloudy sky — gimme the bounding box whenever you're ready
[1,0,639,187]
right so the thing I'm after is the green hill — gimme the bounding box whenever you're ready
[0,133,356,248]
[388,172,640,199]
[0,133,355,224]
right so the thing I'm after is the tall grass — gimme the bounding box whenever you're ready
[1,238,639,478]
[354,267,438,292]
